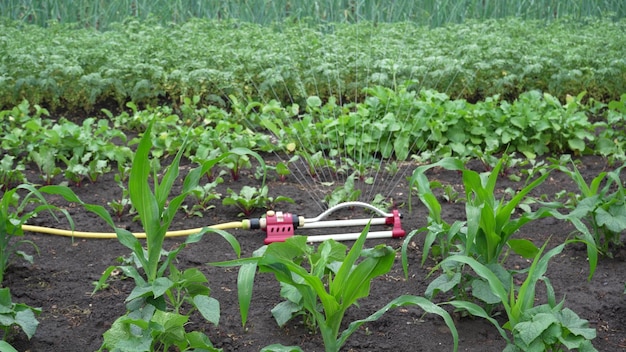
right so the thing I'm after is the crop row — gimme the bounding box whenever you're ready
[2,89,625,190]
[1,17,625,111]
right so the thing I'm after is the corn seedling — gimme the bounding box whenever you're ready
[0,183,81,348]
[0,184,76,284]
[406,157,598,307]
[213,225,460,352]
[89,123,265,351]
[550,156,626,257]
[437,240,597,351]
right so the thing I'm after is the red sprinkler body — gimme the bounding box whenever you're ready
[244,202,405,243]
[263,210,300,244]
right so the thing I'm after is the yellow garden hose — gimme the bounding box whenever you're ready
[21,222,244,239]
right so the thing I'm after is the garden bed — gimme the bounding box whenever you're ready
[5,154,625,351]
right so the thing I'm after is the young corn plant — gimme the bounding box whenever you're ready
[550,156,626,257]
[0,184,77,349]
[0,184,77,284]
[212,225,460,352]
[90,123,266,351]
[405,157,598,306]
[437,240,598,351]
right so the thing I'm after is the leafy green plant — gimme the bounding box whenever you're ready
[220,152,250,182]
[29,146,61,185]
[86,158,111,183]
[183,177,224,217]
[106,170,135,221]
[0,287,41,348]
[0,155,25,192]
[550,156,626,257]
[324,174,361,208]
[274,161,291,182]
[89,123,248,351]
[213,225,460,352]
[436,240,597,352]
[596,93,626,161]
[222,185,269,217]
[60,154,89,187]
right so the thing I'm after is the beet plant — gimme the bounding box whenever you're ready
[0,155,25,192]
[324,175,361,208]
[274,161,291,182]
[222,185,292,217]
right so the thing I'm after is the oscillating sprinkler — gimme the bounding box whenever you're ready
[21,202,405,243]
[242,201,405,244]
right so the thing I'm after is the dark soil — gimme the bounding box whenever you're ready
[4,153,626,352]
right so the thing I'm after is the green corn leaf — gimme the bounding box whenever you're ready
[496,171,551,230]
[485,158,504,195]
[154,138,186,210]
[330,223,372,298]
[237,262,257,326]
[401,228,421,275]
[445,300,509,342]
[129,124,162,282]
[339,244,395,309]
[338,295,459,352]
[92,265,120,295]
[512,241,569,326]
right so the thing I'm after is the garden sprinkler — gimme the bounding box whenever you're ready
[242,201,405,244]
[21,202,405,243]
